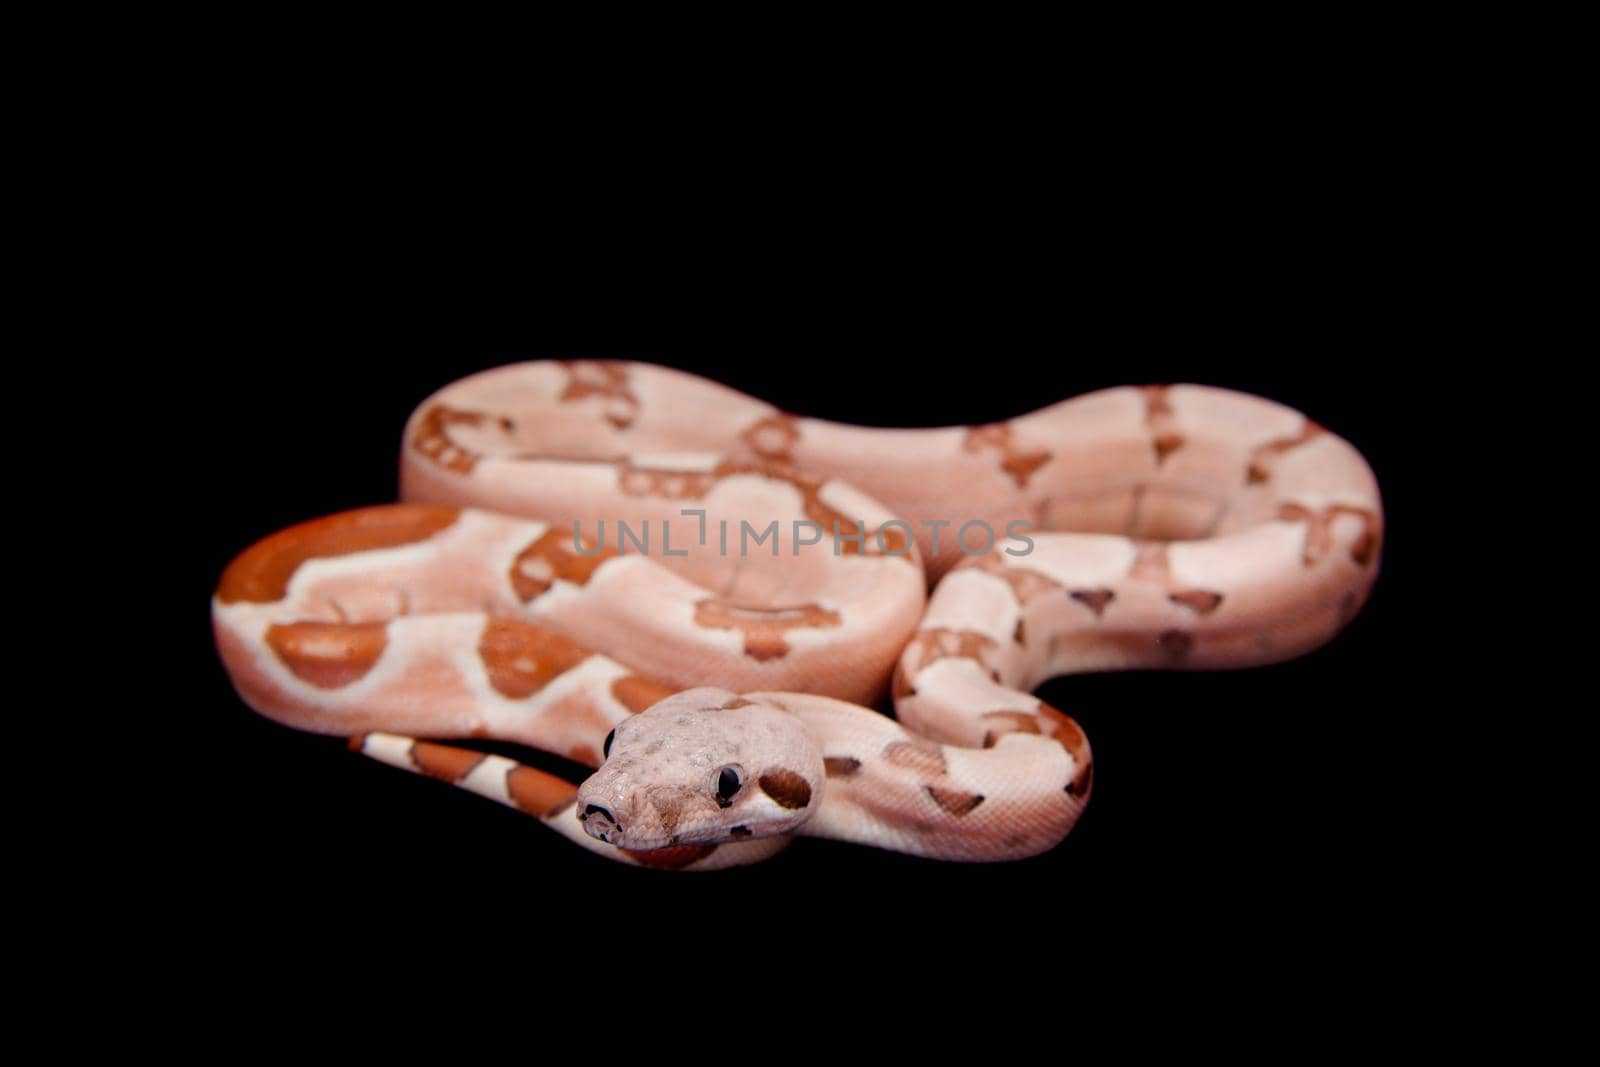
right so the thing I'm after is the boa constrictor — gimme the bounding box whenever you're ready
[212,361,1382,870]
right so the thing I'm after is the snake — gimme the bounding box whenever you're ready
[212,360,1383,870]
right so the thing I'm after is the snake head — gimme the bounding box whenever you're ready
[576,687,824,851]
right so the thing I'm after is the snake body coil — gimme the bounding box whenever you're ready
[213,361,1382,869]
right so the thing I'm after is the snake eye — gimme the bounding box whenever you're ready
[716,766,742,808]
[603,729,616,759]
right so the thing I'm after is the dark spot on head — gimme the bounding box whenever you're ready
[758,769,812,809]
[647,789,683,833]
[729,825,752,838]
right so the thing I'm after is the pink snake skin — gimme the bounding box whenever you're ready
[212,361,1383,869]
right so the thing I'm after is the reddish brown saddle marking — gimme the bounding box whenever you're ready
[218,506,459,604]
[693,600,843,661]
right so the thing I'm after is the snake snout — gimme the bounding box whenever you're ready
[579,802,621,844]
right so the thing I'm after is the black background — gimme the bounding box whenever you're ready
[181,253,1415,966]
[110,87,1464,985]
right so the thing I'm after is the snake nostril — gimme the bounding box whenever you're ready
[583,803,617,826]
